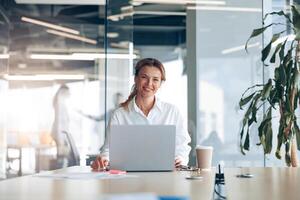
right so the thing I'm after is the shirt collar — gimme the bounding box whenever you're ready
[131,96,163,113]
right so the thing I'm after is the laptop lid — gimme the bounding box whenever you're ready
[109,125,176,172]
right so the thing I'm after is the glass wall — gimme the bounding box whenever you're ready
[191,0,264,167]
[0,0,296,179]
[0,7,9,178]
[266,0,292,166]
[106,0,133,123]
[0,1,106,177]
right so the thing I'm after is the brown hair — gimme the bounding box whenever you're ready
[120,58,166,109]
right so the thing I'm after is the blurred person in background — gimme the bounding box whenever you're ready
[51,84,71,168]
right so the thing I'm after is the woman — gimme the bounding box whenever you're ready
[51,84,71,168]
[91,58,191,170]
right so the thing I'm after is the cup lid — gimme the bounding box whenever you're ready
[196,145,213,149]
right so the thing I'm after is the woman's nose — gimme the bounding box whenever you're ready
[146,78,152,85]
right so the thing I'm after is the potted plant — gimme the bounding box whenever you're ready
[239,5,300,167]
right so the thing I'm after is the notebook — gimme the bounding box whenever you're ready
[109,125,176,172]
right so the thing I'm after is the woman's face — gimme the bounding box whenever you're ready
[135,66,162,98]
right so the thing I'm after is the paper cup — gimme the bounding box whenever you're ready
[196,146,213,170]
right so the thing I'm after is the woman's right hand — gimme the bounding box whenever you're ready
[90,155,109,171]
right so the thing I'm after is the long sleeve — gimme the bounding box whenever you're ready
[100,110,119,159]
[174,108,191,165]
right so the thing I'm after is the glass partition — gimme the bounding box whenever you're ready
[106,1,133,123]
[191,0,264,167]
[0,7,9,178]
[0,0,296,179]
[1,2,106,176]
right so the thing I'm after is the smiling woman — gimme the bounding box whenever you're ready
[91,58,191,171]
[121,58,166,115]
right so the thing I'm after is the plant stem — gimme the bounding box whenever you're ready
[290,40,300,167]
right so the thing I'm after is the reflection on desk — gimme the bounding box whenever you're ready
[0,166,215,200]
[225,167,300,200]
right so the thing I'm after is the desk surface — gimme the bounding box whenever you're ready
[225,167,300,200]
[0,166,215,200]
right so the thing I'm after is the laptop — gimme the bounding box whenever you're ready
[109,125,176,172]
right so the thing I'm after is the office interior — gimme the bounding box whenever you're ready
[0,0,294,179]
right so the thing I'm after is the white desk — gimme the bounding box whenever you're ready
[225,167,300,200]
[0,166,215,200]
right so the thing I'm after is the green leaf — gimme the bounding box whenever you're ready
[270,42,283,63]
[261,41,272,62]
[240,128,246,155]
[249,106,257,125]
[279,64,287,86]
[261,33,281,62]
[268,89,278,108]
[261,79,273,100]
[294,90,299,110]
[239,92,255,109]
[292,6,300,35]
[279,40,287,60]
[283,49,293,67]
[275,149,282,159]
[265,119,273,154]
[276,123,284,159]
[285,61,294,91]
[285,142,291,166]
[244,130,250,151]
[295,31,300,41]
[245,24,272,52]
[258,109,273,154]
[285,153,291,166]
[248,94,260,125]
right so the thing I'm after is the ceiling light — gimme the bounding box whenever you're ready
[134,11,186,16]
[131,0,225,5]
[108,12,134,21]
[30,53,137,60]
[47,29,97,45]
[121,6,133,12]
[107,32,119,38]
[18,63,27,69]
[187,6,262,12]
[108,10,185,21]
[222,42,260,54]
[0,54,9,59]
[21,16,79,35]
[130,1,144,6]
[3,74,85,81]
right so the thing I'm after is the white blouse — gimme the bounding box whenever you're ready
[101,97,191,165]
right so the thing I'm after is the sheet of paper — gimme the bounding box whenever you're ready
[104,193,158,200]
[104,194,190,200]
[34,171,137,180]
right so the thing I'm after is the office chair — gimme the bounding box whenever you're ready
[62,131,80,166]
